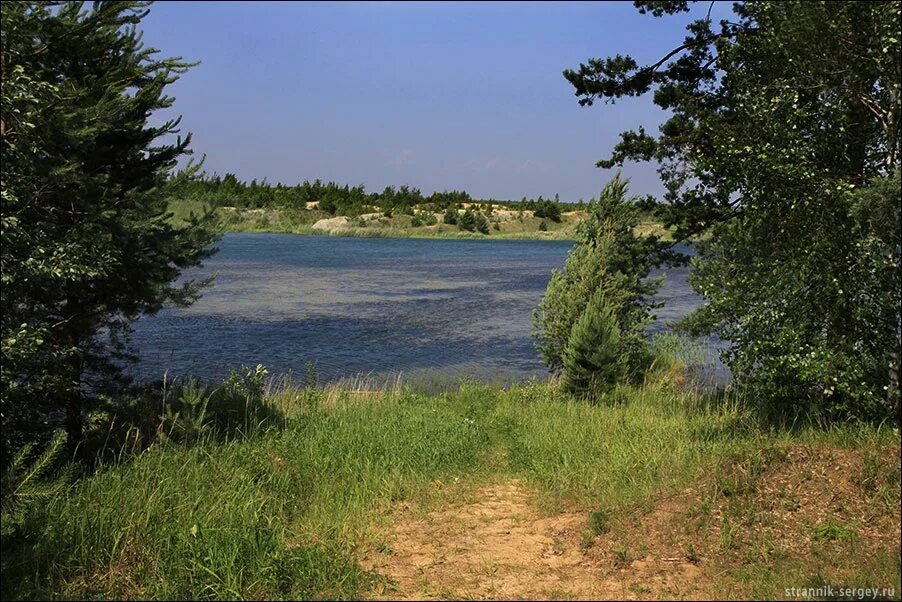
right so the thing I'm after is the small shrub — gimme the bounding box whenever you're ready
[475,213,490,234]
[160,378,212,442]
[443,207,458,225]
[458,209,477,232]
[612,545,632,567]
[160,364,280,443]
[533,173,661,393]
[305,361,318,389]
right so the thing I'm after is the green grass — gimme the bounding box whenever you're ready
[2,363,899,599]
[496,382,752,509]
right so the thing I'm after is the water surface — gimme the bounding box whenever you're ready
[131,234,706,384]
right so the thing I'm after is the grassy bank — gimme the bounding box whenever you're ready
[168,198,672,241]
[2,351,898,600]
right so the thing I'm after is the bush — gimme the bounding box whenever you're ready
[538,220,548,231]
[443,207,458,225]
[534,200,562,222]
[458,209,477,232]
[156,365,278,443]
[76,365,282,460]
[475,213,490,234]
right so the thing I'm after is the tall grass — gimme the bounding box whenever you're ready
[1,385,500,599]
[2,358,898,599]
[494,381,753,510]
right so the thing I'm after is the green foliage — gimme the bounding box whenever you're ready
[457,208,478,232]
[63,364,282,465]
[534,174,662,378]
[443,207,458,225]
[811,519,855,543]
[532,199,562,222]
[688,174,901,422]
[0,431,71,540]
[160,380,212,442]
[305,362,318,389]
[1,2,219,456]
[538,220,548,231]
[567,1,902,421]
[165,176,586,223]
[475,212,490,234]
[448,208,490,234]
[408,210,437,228]
[561,292,626,398]
[159,365,277,443]
[587,508,612,536]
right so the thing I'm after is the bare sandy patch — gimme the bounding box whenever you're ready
[311,216,351,230]
[362,480,706,600]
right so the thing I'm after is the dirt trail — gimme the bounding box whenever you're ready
[362,480,704,601]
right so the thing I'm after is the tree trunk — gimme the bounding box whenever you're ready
[65,388,83,452]
[63,314,85,452]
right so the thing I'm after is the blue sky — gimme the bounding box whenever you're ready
[142,1,732,201]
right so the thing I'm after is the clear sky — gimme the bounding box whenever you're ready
[141,1,731,201]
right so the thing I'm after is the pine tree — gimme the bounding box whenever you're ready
[534,173,663,376]
[1,2,218,454]
[458,209,477,232]
[443,207,458,225]
[561,292,624,398]
[475,213,490,234]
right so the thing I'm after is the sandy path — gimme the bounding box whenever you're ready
[362,480,703,600]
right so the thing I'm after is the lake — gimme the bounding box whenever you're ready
[130,233,710,385]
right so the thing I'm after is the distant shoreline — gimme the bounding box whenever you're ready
[169,200,673,242]
[217,222,582,242]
